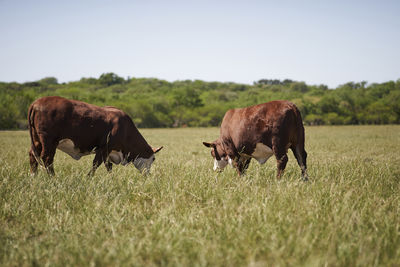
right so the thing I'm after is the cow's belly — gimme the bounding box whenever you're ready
[57,139,93,160]
[250,143,274,164]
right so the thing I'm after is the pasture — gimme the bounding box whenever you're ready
[0,126,399,266]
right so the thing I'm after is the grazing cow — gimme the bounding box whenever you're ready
[28,96,163,175]
[203,100,308,180]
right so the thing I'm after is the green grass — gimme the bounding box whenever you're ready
[1,126,399,266]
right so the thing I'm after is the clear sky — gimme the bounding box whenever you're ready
[1,0,399,88]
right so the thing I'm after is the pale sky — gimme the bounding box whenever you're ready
[1,0,399,88]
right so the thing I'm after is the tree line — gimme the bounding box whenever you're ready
[1,73,399,129]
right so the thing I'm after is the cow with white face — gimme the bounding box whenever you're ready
[203,100,308,180]
[203,140,230,171]
[203,139,251,174]
[28,96,163,176]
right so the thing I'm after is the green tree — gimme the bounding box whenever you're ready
[39,77,58,85]
[98,73,125,86]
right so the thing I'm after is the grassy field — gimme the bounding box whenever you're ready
[0,126,399,266]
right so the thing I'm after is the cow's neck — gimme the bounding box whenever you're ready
[127,127,153,159]
[220,136,239,161]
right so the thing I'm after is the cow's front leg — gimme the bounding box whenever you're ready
[105,161,113,172]
[239,158,251,175]
[88,150,108,176]
[234,156,251,176]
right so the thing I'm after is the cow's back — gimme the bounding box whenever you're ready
[31,96,107,132]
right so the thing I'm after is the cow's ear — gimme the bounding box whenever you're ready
[152,146,163,154]
[203,142,214,148]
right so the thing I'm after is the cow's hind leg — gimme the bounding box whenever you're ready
[291,144,308,181]
[29,131,42,175]
[40,140,57,176]
[29,148,39,175]
[274,151,288,179]
[272,138,288,179]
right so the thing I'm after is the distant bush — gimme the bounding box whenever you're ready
[0,74,399,129]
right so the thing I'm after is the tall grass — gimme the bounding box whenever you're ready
[0,126,399,266]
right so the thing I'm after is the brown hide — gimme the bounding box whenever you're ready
[204,100,308,180]
[28,96,162,175]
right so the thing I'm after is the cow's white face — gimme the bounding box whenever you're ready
[213,157,228,171]
[131,146,163,174]
[133,154,155,173]
[203,141,230,172]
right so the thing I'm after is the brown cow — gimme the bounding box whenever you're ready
[203,100,308,180]
[28,96,163,175]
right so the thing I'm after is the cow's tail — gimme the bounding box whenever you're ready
[28,104,44,167]
[291,103,308,180]
[294,106,304,146]
[290,103,305,146]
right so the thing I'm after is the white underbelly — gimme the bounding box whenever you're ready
[251,143,274,164]
[57,139,93,160]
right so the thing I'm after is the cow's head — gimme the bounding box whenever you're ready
[203,140,230,171]
[133,146,163,174]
